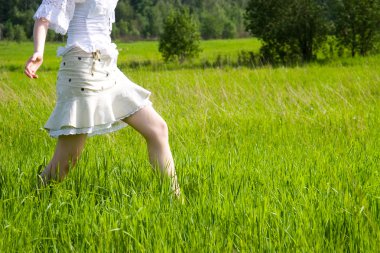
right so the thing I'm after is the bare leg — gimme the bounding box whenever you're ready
[123,105,180,196]
[40,134,87,184]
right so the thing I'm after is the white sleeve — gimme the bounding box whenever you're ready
[33,0,75,35]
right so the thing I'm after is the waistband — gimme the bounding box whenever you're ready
[61,47,115,74]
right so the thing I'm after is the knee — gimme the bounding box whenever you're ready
[145,118,169,142]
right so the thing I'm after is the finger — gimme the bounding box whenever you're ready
[31,67,39,78]
[25,69,35,78]
[24,68,33,78]
[24,66,37,79]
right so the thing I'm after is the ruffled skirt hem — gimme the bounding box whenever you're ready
[47,100,152,138]
[44,47,152,138]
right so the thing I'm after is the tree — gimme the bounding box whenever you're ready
[200,13,225,39]
[0,0,251,41]
[159,8,201,63]
[4,21,15,40]
[332,0,380,57]
[0,23,3,40]
[14,24,27,42]
[222,21,237,39]
[200,4,229,39]
[245,0,330,63]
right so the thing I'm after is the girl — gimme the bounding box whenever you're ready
[24,0,180,196]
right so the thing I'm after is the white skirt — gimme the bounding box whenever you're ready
[45,48,151,138]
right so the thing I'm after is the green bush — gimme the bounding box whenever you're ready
[159,8,201,63]
[245,0,330,63]
[14,24,27,42]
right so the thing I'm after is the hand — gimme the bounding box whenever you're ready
[24,52,43,79]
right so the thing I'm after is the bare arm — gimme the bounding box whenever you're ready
[24,18,49,79]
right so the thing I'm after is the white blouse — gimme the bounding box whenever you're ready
[34,0,119,60]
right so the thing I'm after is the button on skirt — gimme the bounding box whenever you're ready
[45,48,152,138]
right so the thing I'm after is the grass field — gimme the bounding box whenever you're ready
[0,40,379,252]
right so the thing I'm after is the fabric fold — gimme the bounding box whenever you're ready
[45,48,152,138]
[33,0,75,35]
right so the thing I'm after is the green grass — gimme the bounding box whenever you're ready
[0,41,380,252]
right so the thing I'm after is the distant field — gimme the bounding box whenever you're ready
[0,38,261,70]
[0,40,379,252]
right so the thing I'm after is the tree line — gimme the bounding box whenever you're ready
[159,0,380,64]
[0,0,249,41]
[1,0,379,64]
[245,0,380,63]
